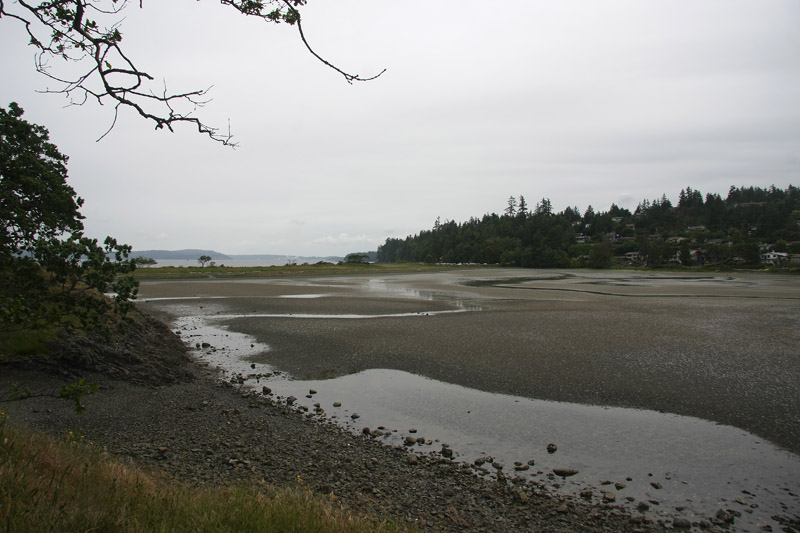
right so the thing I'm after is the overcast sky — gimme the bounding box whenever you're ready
[2,1,798,256]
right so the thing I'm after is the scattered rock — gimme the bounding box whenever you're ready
[673,517,692,529]
[650,482,662,490]
[715,509,735,524]
[602,492,616,503]
[553,468,579,478]
[332,402,342,408]
[547,443,558,454]
[614,482,626,491]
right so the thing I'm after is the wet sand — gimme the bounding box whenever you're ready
[138,268,800,455]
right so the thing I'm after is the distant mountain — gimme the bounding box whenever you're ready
[131,249,231,260]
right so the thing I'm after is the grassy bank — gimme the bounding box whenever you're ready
[132,262,489,280]
[0,413,404,532]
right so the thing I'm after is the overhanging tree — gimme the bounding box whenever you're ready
[0,0,385,145]
[0,102,137,333]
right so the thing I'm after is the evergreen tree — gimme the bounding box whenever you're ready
[505,196,517,217]
[518,196,528,217]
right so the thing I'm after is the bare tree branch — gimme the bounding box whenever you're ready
[0,0,385,146]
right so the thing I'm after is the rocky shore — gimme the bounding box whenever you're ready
[3,294,798,532]
[0,319,694,532]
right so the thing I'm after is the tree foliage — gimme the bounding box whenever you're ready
[377,185,800,268]
[344,253,368,264]
[0,102,137,333]
[0,0,385,145]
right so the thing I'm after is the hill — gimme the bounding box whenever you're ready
[377,185,800,268]
[131,249,231,260]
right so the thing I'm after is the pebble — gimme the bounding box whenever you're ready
[672,517,692,529]
[552,468,579,478]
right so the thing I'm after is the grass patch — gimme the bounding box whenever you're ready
[0,415,406,532]
[133,262,494,280]
[0,327,57,361]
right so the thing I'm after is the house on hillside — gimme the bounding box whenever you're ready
[761,251,789,265]
[624,251,642,264]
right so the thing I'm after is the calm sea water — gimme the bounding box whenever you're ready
[141,258,337,268]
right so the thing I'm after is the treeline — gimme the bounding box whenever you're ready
[376,185,800,268]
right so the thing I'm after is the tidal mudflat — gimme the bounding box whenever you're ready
[138,268,800,530]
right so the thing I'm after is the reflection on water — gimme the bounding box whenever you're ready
[175,313,800,532]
